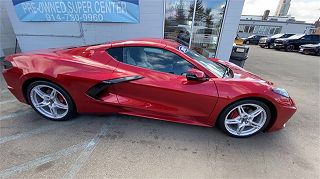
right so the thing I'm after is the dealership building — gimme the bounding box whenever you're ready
[1,0,245,61]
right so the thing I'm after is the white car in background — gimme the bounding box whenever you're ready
[192,28,218,47]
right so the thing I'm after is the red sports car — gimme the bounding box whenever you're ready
[2,38,297,137]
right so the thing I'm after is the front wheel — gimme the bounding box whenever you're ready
[27,81,76,121]
[269,43,274,49]
[217,100,271,138]
[285,45,295,52]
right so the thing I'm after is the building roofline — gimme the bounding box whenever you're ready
[239,19,314,25]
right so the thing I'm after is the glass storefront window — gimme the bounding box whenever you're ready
[164,0,227,57]
[239,25,282,35]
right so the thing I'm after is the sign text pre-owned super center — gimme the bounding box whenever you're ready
[12,0,140,23]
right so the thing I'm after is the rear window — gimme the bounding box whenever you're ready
[107,48,123,62]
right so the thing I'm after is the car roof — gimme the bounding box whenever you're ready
[110,38,180,48]
[84,38,181,51]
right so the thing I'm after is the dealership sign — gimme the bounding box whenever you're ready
[12,0,140,23]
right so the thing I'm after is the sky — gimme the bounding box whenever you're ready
[242,0,320,23]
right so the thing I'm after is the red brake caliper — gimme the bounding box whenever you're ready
[230,110,239,119]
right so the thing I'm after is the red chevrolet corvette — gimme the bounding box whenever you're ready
[2,38,296,137]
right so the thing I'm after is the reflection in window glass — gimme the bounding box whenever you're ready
[123,47,194,75]
[244,25,249,33]
[164,0,227,58]
[164,0,194,46]
[238,24,282,35]
[248,25,254,33]
[274,27,282,34]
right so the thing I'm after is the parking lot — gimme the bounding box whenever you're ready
[0,45,319,178]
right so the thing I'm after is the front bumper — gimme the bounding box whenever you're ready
[299,47,316,54]
[273,43,287,49]
[258,42,268,46]
[267,98,297,132]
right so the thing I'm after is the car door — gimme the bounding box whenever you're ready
[108,46,219,126]
[312,35,320,44]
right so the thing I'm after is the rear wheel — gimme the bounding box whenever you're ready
[259,45,265,48]
[217,100,271,138]
[246,41,250,45]
[27,81,76,121]
[285,45,295,52]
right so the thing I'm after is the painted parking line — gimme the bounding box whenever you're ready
[0,122,110,178]
[0,120,77,145]
[0,110,33,121]
[0,141,88,178]
[63,124,109,179]
[0,99,17,105]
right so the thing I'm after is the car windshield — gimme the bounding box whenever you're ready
[271,34,284,38]
[288,34,304,39]
[176,46,226,78]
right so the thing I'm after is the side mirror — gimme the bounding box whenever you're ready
[186,68,207,81]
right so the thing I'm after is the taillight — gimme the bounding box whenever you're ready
[2,60,13,69]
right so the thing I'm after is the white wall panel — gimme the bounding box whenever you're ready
[5,0,164,52]
[215,0,245,61]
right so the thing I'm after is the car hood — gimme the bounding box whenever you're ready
[275,38,288,41]
[209,58,273,85]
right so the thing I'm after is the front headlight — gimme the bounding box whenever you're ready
[272,87,290,98]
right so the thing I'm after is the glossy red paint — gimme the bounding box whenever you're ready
[2,38,296,132]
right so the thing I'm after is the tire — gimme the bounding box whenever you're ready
[217,100,271,138]
[259,45,265,48]
[285,45,295,52]
[27,81,76,121]
[269,43,274,49]
[246,41,250,45]
[303,50,310,55]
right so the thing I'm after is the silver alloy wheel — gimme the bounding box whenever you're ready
[224,103,267,137]
[30,84,69,119]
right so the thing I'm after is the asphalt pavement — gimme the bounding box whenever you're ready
[0,46,319,178]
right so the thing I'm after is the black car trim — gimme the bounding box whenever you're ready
[2,60,13,69]
[87,75,144,99]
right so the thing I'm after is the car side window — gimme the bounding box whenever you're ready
[107,47,124,62]
[123,47,194,75]
[312,35,320,41]
[303,35,312,41]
